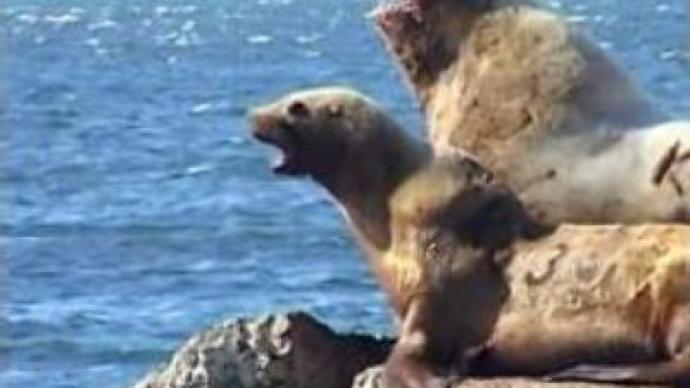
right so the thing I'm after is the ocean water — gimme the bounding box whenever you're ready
[3,0,688,387]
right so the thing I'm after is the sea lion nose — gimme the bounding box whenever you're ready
[248,108,277,138]
[376,11,394,31]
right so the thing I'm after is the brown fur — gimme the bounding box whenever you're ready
[250,87,545,387]
[374,0,690,225]
[249,87,690,386]
[471,225,690,386]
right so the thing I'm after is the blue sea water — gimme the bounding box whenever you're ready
[2,0,688,387]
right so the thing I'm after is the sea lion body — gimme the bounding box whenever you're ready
[510,121,690,223]
[248,86,523,310]
[249,87,690,386]
[374,0,690,224]
[250,87,543,387]
[476,224,690,385]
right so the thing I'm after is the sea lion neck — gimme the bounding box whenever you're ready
[314,132,432,252]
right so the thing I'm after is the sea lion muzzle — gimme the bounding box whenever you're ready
[249,110,304,175]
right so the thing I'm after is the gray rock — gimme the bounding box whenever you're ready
[133,312,664,388]
[353,366,665,388]
[132,312,391,388]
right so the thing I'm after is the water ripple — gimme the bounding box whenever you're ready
[4,1,688,387]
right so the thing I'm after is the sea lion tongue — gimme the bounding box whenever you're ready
[271,146,298,174]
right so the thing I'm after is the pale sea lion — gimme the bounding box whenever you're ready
[373,0,690,225]
[473,225,690,387]
[248,87,690,387]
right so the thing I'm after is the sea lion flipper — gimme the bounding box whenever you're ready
[548,364,639,383]
[384,297,462,388]
[548,357,690,385]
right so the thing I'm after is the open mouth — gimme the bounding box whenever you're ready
[372,0,427,29]
[250,112,302,175]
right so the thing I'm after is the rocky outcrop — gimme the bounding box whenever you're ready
[354,367,661,388]
[133,312,663,388]
[132,312,391,388]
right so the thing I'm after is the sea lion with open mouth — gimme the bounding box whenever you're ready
[249,87,690,387]
[373,0,690,225]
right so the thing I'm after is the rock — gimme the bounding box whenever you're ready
[134,312,666,388]
[353,366,664,388]
[132,311,391,388]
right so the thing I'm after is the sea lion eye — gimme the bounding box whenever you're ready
[287,100,310,118]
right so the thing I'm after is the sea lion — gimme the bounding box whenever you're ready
[473,224,690,387]
[249,86,546,387]
[248,87,690,387]
[373,0,690,225]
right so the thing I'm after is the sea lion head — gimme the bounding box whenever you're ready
[372,0,530,101]
[372,0,479,99]
[249,87,403,178]
[373,0,520,39]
